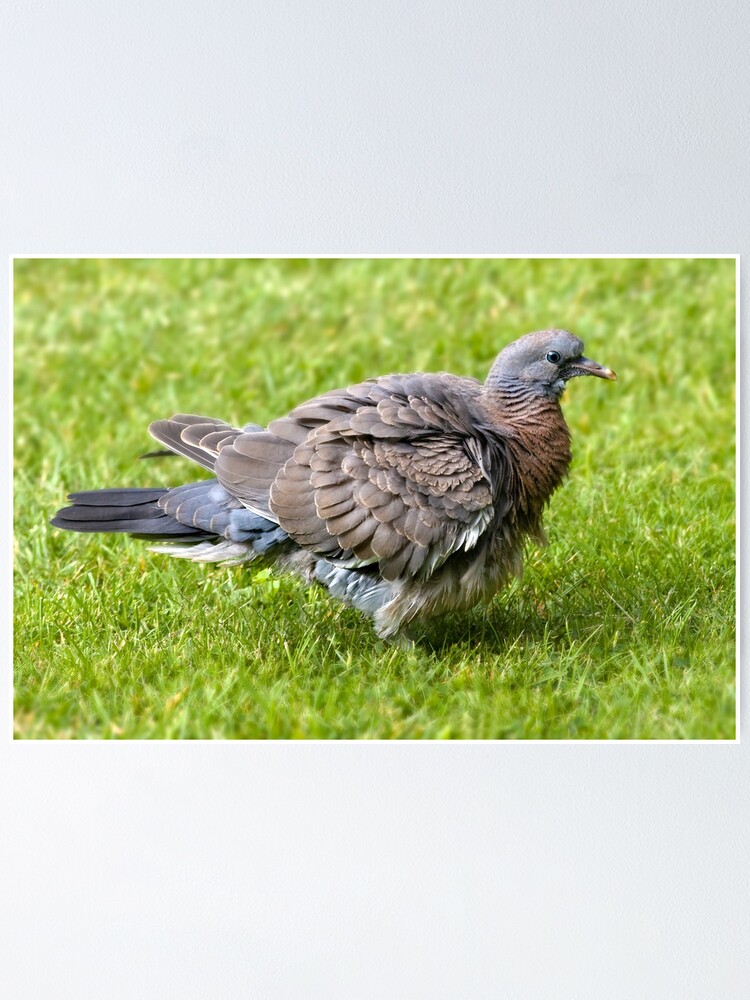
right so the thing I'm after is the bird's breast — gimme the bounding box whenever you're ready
[481,397,572,515]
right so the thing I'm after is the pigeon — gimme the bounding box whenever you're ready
[51,329,616,637]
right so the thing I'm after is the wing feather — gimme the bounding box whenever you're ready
[149,415,240,471]
[167,375,500,581]
[266,374,498,581]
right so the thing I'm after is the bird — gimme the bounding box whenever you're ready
[51,329,616,638]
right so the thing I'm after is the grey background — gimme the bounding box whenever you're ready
[2,2,747,998]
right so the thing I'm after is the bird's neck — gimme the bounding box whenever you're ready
[479,381,572,508]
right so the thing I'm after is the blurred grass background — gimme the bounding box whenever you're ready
[13,257,736,738]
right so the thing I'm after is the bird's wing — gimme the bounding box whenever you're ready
[214,375,499,581]
[148,414,246,472]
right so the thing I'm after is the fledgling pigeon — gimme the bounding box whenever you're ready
[52,329,616,637]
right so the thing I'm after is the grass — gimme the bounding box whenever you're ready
[13,257,736,739]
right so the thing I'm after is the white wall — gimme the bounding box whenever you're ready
[2,3,746,997]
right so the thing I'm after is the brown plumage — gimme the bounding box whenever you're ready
[51,329,616,637]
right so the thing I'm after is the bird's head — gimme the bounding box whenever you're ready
[485,329,617,400]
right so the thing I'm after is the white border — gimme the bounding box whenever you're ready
[10,254,740,743]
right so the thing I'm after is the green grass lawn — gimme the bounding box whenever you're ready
[13,257,736,739]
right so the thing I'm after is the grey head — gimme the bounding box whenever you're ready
[484,329,617,399]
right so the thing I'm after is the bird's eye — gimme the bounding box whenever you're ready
[546,351,561,364]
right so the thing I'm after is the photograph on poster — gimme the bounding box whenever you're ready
[13,256,737,740]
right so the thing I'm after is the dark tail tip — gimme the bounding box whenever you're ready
[51,486,211,538]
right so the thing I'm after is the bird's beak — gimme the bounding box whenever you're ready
[571,356,617,381]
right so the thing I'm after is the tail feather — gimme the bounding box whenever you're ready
[51,480,289,554]
[51,487,213,538]
[68,487,167,505]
